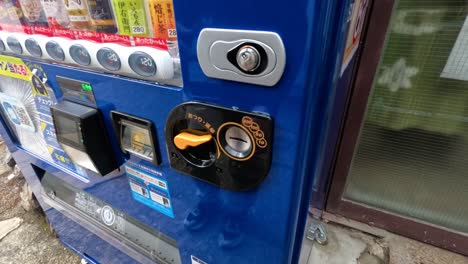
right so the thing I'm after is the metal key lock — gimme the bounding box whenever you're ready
[236,45,261,72]
[227,43,268,75]
[197,29,286,86]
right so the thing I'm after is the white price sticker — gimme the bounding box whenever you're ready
[168,29,177,37]
[132,26,146,34]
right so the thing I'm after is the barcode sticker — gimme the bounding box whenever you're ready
[13,105,32,126]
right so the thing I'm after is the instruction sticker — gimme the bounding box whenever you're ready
[0,93,35,132]
[125,164,174,218]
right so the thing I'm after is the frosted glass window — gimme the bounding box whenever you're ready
[344,1,468,232]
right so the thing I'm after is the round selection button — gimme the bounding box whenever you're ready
[128,51,157,77]
[97,47,121,71]
[6,36,22,54]
[45,41,65,61]
[25,38,42,57]
[70,44,91,66]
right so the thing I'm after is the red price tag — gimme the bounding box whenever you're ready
[53,29,75,39]
[76,31,103,42]
[33,26,54,37]
[1,24,28,33]
[101,33,131,46]
[134,37,168,51]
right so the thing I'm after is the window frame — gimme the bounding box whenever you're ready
[326,0,468,256]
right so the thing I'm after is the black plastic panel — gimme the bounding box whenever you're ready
[165,102,273,191]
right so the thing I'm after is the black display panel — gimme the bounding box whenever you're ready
[51,100,118,175]
[56,76,97,106]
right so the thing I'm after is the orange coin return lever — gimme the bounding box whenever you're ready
[173,131,213,150]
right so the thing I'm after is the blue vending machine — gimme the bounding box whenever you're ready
[0,0,349,263]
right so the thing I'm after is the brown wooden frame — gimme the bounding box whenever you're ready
[326,0,468,256]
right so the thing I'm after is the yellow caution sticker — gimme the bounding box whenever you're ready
[0,55,33,82]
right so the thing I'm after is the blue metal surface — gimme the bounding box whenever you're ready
[0,0,351,263]
[310,0,370,211]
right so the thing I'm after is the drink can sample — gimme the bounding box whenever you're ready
[111,0,150,37]
[86,0,117,33]
[40,0,71,29]
[64,0,93,30]
[17,0,49,26]
[147,0,177,41]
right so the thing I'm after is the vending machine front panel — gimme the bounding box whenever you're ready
[0,0,350,263]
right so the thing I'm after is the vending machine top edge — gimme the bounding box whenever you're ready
[0,0,351,263]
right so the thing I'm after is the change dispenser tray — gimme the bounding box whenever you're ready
[51,101,118,176]
[111,111,160,165]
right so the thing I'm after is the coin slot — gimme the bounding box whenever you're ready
[229,136,247,143]
[218,123,254,160]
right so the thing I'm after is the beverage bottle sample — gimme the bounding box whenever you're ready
[0,0,23,24]
[85,0,117,33]
[40,0,70,29]
[111,0,150,37]
[147,0,177,41]
[17,0,49,26]
[64,0,93,30]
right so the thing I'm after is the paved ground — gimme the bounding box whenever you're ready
[300,213,468,264]
[0,142,80,264]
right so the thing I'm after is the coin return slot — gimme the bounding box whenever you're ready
[171,120,217,168]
